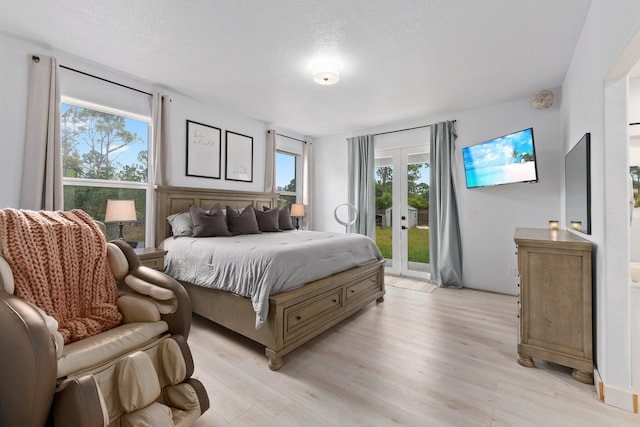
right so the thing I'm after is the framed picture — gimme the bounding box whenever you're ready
[186,120,221,179]
[225,131,253,182]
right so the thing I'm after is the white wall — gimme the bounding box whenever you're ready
[0,33,33,208]
[314,95,563,295]
[167,92,267,192]
[0,32,268,209]
[561,0,640,408]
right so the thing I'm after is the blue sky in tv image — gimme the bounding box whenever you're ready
[463,128,537,188]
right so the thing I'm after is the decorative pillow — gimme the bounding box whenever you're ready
[189,204,231,237]
[226,204,260,235]
[254,207,281,232]
[166,211,193,238]
[270,205,294,230]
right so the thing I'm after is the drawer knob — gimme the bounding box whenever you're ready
[350,289,356,294]
[332,299,337,303]
[296,315,302,321]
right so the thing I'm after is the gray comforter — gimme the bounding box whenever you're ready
[160,231,382,327]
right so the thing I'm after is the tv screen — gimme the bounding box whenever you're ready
[463,128,538,188]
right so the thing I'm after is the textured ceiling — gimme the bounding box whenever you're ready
[0,0,591,137]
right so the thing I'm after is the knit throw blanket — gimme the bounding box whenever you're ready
[0,208,122,344]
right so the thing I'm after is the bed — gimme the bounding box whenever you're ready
[155,185,385,370]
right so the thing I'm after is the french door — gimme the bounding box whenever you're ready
[375,146,430,279]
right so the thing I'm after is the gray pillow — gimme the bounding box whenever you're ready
[226,204,260,235]
[276,206,295,231]
[190,204,231,237]
[167,211,193,238]
[254,207,281,232]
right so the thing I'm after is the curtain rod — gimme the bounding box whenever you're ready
[276,132,307,144]
[373,120,456,137]
[58,64,152,97]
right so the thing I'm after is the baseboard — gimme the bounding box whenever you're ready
[594,369,639,413]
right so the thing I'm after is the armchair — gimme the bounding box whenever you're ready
[0,209,209,426]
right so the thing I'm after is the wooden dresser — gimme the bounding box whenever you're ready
[514,228,593,384]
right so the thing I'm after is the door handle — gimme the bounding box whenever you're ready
[401,226,408,230]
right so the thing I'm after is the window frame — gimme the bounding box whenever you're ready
[61,96,154,246]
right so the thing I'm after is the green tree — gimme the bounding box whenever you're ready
[631,166,640,207]
[510,149,519,163]
[277,178,296,192]
[61,107,84,177]
[409,183,429,209]
[407,164,429,209]
[119,151,148,182]
[61,105,145,181]
[520,152,535,162]
[631,166,640,190]
[376,166,393,209]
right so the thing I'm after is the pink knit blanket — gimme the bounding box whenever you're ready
[0,208,122,344]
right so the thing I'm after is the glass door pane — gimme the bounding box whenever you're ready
[375,158,393,269]
[406,153,430,274]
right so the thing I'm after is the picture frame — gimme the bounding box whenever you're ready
[186,120,221,179]
[225,130,253,182]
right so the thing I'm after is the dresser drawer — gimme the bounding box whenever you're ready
[284,288,342,340]
[345,275,380,306]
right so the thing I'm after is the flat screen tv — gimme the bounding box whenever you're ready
[463,128,538,188]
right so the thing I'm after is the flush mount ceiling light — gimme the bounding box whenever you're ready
[312,60,340,85]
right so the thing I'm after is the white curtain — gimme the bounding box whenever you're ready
[302,139,313,230]
[150,92,171,247]
[429,121,463,287]
[20,54,62,210]
[265,129,277,193]
[347,135,375,238]
[151,92,171,187]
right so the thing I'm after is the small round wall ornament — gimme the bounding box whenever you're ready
[531,89,554,110]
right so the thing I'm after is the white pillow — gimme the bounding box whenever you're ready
[166,211,193,237]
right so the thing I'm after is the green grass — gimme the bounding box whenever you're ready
[375,226,430,263]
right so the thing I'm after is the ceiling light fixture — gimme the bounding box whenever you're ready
[312,60,340,85]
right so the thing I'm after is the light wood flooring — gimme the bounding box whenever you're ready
[190,281,639,426]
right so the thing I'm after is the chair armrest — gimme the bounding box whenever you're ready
[0,291,57,427]
[111,240,192,338]
[117,294,161,323]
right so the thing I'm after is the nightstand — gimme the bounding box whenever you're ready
[134,247,167,271]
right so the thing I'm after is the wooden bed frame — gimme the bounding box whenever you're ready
[155,185,385,370]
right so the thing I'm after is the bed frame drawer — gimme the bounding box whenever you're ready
[346,276,381,306]
[284,288,343,340]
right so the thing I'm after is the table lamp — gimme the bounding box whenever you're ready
[290,204,304,230]
[105,199,137,240]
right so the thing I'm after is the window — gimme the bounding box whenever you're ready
[276,151,299,206]
[61,99,152,246]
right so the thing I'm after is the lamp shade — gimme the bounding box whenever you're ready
[290,204,304,217]
[105,200,137,222]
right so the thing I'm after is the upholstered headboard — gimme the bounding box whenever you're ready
[155,185,278,244]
